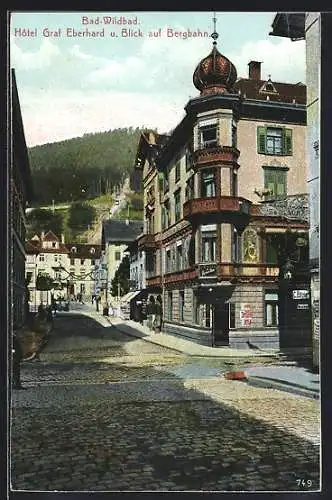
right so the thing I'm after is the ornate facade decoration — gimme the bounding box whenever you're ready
[254,194,309,222]
[242,228,258,263]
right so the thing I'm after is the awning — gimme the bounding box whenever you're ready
[120,290,142,303]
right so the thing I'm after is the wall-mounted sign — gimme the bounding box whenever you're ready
[292,290,310,300]
[240,303,252,327]
[297,303,309,310]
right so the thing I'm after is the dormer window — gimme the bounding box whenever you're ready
[90,247,95,254]
[259,77,278,95]
[71,246,77,253]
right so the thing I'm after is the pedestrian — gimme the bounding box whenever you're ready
[147,296,156,332]
[155,295,163,332]
[12,328,26,390]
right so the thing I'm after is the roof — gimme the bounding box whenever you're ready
[25,241,40,254]
[43,230,59,242]
[102,219,144,246]
[234,78,306,105]
[270,13,305,40]
[67,243,102,259]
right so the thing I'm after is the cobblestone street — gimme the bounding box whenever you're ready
[11,314,320,492]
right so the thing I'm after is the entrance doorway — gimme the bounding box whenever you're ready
[212,302,230,346]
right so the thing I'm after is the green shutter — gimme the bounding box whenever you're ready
[264,170,276,198]
[276,171,286,196]
[257,126,266,154]
[283,128,293,155]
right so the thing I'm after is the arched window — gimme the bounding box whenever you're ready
[71,246,77,253]
[90,247,95,254]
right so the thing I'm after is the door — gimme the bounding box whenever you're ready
[212,302,230,346]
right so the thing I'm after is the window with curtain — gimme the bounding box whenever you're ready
[201,169,216,198]
[202,233,217,262]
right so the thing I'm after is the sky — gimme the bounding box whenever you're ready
[9,11,306,147]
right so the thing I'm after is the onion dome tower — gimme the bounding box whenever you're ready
[193,14,237,96]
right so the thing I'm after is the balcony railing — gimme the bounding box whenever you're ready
[183,196,251,220]
[193,146,240,168]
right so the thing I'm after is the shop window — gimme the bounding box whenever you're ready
[205,304,212,328]
[179,290,185,322]
[265,291,279,327]
[201,169,216,197]
[264,168,287,201]
[174,189,181,222]
[200,125,218,148]
[193,293,200,324]
[257,126,292,155]
[229,303,236,329]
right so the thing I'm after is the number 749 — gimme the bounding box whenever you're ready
[297,479,312,488]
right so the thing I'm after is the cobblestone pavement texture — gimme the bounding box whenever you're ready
[11,315,321,492]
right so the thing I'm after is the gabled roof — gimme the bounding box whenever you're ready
[43,231,59,242]
[234,78,306,104]
[102,219,144,247]
[25,241,40,254]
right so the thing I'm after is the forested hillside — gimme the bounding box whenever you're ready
[28,127,142,205]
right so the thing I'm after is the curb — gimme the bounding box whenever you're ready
[246,376,320,399]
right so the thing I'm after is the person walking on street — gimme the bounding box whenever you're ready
[12,328,26,390]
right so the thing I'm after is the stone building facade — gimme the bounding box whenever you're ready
[10,69,33,327]
[135,36,310,349]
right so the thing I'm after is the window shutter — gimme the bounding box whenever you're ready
[283,128,293,155]
[257,126,266,153]
[264,170,275,198]
[276,171,286,196]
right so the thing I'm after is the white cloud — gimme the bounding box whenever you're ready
[10,37,61,70]
[68,44,93,60]
[229,38,306,83]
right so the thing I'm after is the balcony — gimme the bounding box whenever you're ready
[193,146,240,169]
[183,196,251,227]
[137,233,157,250]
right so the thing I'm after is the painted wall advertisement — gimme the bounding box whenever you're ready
[240,303,252,328]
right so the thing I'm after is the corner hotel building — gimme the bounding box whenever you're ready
[134,32,310,349]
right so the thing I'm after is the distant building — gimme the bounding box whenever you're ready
[100,219,143,303]
[25,232,101,305]
[67,242,101,300]
[135,33,310,349]
[10,68,34,327]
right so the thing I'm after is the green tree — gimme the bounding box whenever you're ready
[110,256,130,297]
[67,202,96,231]
[26,209,64,238]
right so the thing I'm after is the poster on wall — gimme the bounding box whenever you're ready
[240,303,252,327]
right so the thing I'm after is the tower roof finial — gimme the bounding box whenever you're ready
[211,11,219,46]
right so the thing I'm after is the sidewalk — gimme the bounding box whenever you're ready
[79,308,279,359]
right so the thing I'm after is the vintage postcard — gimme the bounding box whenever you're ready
[8,10,321,494]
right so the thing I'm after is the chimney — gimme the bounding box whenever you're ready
[61,233,65,244]
[248,61,262,81]
[41,231,45,241]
